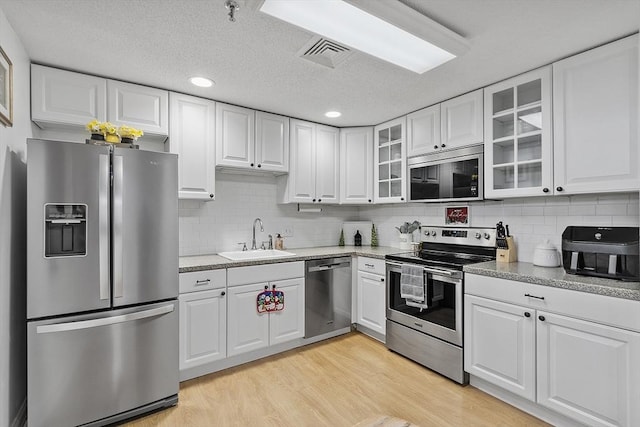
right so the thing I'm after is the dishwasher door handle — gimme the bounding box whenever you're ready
[308,262,350,272]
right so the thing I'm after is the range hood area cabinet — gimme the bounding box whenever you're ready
[553,34,639,195]
[215,103,290,174]
[31,64,169,141]
[340,127,374,204]
[407,89,484,157]
[169,92,216,200]
[277,119,339,204]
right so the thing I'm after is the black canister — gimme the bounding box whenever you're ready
[354,230,362,246]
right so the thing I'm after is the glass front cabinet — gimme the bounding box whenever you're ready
[484,66,553,198]
[374,117,407,203]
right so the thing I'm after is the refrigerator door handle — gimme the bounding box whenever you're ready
[113,154,124,299]
[36,304,175,334]
[99,154,110,300]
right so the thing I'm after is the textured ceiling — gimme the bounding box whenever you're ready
[0,0,638,127]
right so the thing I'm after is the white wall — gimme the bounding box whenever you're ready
[0,5,32,426]
[179,173,358,256]
[359,193,639,262]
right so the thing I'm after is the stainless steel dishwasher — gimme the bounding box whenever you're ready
[305,257,352,338]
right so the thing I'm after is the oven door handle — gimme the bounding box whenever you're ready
[386,261,455,277]
[424,267,454,276]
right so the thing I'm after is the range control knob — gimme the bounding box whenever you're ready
[483,233,491,240]
[475,232,481,239]
[423,229,430,237]
[431,230,436,236]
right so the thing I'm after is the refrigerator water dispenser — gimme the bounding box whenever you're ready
[44,204,87,257]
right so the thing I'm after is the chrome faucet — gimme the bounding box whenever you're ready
[252,218,264,250]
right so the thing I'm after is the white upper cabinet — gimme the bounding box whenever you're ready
[553,34,639,195]
[169,92,216,200]
[107,80,169,136]
[31,65,169,140]
[340,127,374,204]
[374,117,406,203]
[406,89,483,157]
[255,111,289,173]
[440,89,484,150]
[215,103,255,169]
[280,119,339,203]
[484,66,553,198]
[31,64,107,127]
[216,105,289,173]
[406,105,440,157]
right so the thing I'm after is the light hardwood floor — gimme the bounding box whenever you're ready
[124,332,549,427]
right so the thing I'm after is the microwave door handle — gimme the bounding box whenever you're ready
[113,154,124,299]
[99,154,110,301]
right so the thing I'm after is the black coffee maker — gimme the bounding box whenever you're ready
[561,226,639,281]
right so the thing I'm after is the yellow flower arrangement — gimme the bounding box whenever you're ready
[118,125,144,141]
[86,119,103,135]
[102,122,120,143]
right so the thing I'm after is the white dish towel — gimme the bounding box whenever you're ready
[400,265,425,303]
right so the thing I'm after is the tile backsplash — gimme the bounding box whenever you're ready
[179,173,358,256]
[180,175,638,263]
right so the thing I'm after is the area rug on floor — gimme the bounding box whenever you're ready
[353,415,419,427]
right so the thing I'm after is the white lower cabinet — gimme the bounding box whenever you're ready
[356,257,386,337]
[465,274,640,427]
[179,288,227,371]
[227,263,305,357]
[465,295,535,400]
[536,311,640,426]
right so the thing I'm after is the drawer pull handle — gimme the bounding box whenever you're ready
[525,293,545,300]
[195,279,211,285]
[365,264,374,268]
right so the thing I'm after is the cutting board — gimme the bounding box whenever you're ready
[342,221,373,245]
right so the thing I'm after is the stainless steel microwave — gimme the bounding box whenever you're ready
[408,145,483,202]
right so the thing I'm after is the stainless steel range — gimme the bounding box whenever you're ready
[385,226,496,384]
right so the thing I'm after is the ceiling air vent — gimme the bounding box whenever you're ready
[298,36,353,68]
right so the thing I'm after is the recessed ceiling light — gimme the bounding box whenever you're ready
[260,0,469,74]
[189,77,214,88]
[325,111,342,118]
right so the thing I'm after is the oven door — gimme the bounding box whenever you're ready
[386,261,463,346]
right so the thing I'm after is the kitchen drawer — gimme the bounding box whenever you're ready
[357,257,385,276]
[179,269,226,294]
[227,261,304,287]
[466,273,640,332]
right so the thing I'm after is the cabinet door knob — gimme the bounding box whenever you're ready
[220,291,226,296]
[433,145,439,149]
[542,188,549,193]
[556,186,563,192]
[538,315,546,321]
[441,144,446,148]
[368,199,372,203]
[250,163,254,167]
[524,312,531,318]
[400,197,404,201]
[209,194,214,198]
[257,164,262,168]
[264,285,268,290]
[312,199,316,202]
[318,199,322,202]
[380,278,384,282]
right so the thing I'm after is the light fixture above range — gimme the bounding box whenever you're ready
[258,0,469,74]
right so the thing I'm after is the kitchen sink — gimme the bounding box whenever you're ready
[217,249,297,261]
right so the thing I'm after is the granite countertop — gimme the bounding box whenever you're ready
[179,245,402,272]
[465,261,640,301]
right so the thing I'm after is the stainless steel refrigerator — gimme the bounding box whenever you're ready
[26,139,179,427]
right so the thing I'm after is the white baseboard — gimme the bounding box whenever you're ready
[10,399,27,427]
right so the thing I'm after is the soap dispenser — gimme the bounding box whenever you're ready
[354,230,362,247]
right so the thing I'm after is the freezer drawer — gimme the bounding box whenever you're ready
[27,301,178,427]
